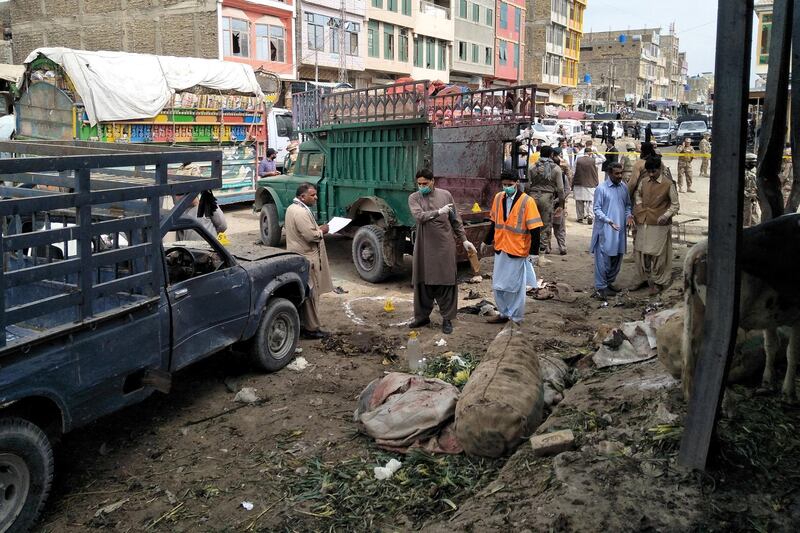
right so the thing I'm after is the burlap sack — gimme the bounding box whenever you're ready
[455,324,544,457]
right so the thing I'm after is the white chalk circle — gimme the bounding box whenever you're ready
[343,296,413,327]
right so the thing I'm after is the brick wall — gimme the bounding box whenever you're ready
[10,0,219,63]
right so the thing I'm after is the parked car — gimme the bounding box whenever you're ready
[540,118,558,132]
[676,120,709,146]
[554,119,584,142]
[518,123,560,146]
[643,120,677,146]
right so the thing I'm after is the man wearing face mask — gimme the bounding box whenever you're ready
[408,169,476,334]
[483,171,544,324]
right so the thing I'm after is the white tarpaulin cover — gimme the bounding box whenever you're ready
[0,64,24,85]
[24,47,264,125]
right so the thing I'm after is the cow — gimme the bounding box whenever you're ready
[682,214,800,401]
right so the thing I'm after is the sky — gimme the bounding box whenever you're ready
[582,0,720,76]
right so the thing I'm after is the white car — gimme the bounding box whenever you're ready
[540,118,558,133]
[517,124,559,147]
[554,120,585,142]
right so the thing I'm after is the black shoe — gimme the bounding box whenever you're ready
[606,284,621,294]
[442,319,453,334]
[592,289,609,300]
[586,218,594,225]
[560,249,567,255]
[408,317,431,329]
[301,329,329,339]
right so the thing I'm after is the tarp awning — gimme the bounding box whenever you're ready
[0,64,24,85]
[24,47,264,125]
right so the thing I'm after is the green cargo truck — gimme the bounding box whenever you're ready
[254,80,536,282]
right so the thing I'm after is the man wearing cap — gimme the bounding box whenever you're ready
[527,145,564,254]
[699,133,711,177]
[631,156,680,294]
[483,172,544,324]
[285,142,300,174]
[743,152,759,227]
[408,169,476,335]
[258,148,281,178]
[675,137,695,193]
[621,142,637,184]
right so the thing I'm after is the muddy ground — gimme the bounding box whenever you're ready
[33,164,800,532]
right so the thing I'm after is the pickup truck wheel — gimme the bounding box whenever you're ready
[0,418,53,533]
[259,203,281,247]
[251,298,300,372]
[352,225,393,283]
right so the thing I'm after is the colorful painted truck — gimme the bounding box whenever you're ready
[14,48,293,205]
[254,80,537,282]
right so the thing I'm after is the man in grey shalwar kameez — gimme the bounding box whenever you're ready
[408,169,477,334]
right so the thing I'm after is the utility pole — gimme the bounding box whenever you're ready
[338,0,348,84]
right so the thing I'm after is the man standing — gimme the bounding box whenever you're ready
[527,146,564,254]
[484,172,543,324]
[258,148,281,178]
[675,137,695,193]
[645,122,653,144]
[601,138,619,180]
[590,121,598,139]
[551,151,571,255]
[572,147,600,224]
[621,142,637,184]
[408,169,476,334]
[285,183,333,338]
[699,132,711,177]
[600,122,608,144]
[590,163,633,299]
[743,152,759,227]
[631,156,680,294]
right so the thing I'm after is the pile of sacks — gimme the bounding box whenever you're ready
[354,324,551,457]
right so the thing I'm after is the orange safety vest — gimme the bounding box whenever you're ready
[490,191,544,257]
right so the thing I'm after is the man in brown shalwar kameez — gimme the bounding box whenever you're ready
[408,169,477,334]
[631,156,680,295]
[285,183,333,339]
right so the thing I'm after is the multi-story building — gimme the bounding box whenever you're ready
[660,32,685,104]
[9,0,220,64]
[221,0,297,82]
[579,27,665,110]
[754,0,773,88]
[451,0,496,87]
[524,0,586,106]
[296,0,367,86]
[492,0,524,84]
[361,0,453,84]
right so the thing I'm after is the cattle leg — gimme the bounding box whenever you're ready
[782,325,800,401]
[762,328,780,390]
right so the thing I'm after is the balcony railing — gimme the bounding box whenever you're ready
[419,1,450,19]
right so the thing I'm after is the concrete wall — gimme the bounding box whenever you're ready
[452,0,494,78]
[10,0,219,64]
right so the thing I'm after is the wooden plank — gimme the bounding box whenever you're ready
[756,0,793,219]
[677,0,754,471]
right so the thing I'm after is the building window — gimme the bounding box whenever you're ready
[223,17,250,57]
[402,0,411,15]
[256,23,285,62]
[499,40,507,65]
[486,8,493,26]
[306,13,325,51]
[347,22,360,56]
[459,0,467,19]
[472,3,480,22]
[399,28,409,61]
[388,0,397,12]
[414,35,423,67]
[514,7,521,32]
[513,42,519,67]
[485,46,492,65]
[760,13,772,65]
[458,41,467,61]
[372,0,382,7]
[384,23,395,60]
[426,37,436,69]
[438,40,446,70]
[499,3,507,29]
[368,20,379,57]
[471,43,479,63]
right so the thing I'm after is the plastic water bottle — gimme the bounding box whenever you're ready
[407,331,422,372]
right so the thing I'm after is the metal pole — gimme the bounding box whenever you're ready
[315,49,319,84]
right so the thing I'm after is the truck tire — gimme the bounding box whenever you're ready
[250,298,300,372]
[0,418,53,533]
[352,225,393,283]
[259,203,281,247]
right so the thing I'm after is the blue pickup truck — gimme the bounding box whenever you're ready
[0,141,308,532]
